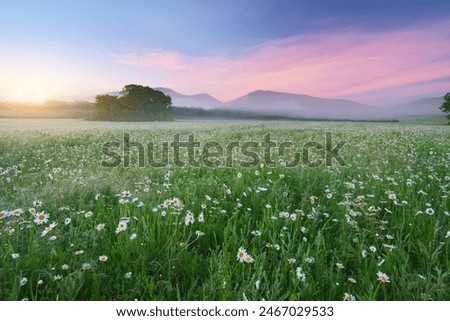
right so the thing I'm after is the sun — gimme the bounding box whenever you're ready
[16,87,46,103]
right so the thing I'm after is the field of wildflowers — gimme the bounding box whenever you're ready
[0,120,449,300]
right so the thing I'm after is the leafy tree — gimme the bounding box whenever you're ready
[92,85,172,121]
[440,92,450,122]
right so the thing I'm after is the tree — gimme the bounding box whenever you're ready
[440,93,450,122]
[92,85,172,121]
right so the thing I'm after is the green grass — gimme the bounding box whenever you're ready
[0,120,449,301]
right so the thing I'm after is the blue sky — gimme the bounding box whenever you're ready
[0,0,449,103]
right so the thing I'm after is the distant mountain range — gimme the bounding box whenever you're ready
[155,87,223,109]
[156,88,444,120]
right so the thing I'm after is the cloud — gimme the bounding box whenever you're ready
[115,19,450,103]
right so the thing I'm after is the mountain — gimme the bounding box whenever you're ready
[155,87,223,109]
[223,90,381,120]
[387,97,444,118]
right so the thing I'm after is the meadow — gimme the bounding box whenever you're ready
[0,119,449,301]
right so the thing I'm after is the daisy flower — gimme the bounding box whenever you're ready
[251,230,262,236]
[236,247,248,262]
[124,272,132,279]
[96,223,105,231]
[64,217,71,225]
[115,220,128,234]
[33,211,49,225]
[425,208,435,215]
[172,198,181,207]
[98,255,108,262]
[162,199,171,208]
[82,263,92,271]
[243,254,255,263]
[11,253,20,260]
[376,271,390,283]
[288,258,297,265]
[184,213,195,226]
[343,293,356,301]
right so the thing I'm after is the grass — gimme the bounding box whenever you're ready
[0,119,449,300]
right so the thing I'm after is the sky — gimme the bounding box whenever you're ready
[0,0,449,105]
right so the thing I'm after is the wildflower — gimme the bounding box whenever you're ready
[288,258,297,265]
[336,263,345,269]
[304,257,315,264]
[195,230,205,237]
[172,197,181,207]
[84,211,93,218]
[265,204,272,209]
[41,222,57,237]
[130,233,137,240]
[0,211,7,219]
[425,208,435,215]
[237,172,242,178]
[376,271,390,283]
[33,200,42,207]
[19,277,28,287]
[274,244,280,251]
[53,275,63,281]
[49,236,57,241]
[115,220,128,234]
[37,280,44,285]
[61,264,70,270]
[343,293,356,301]
[244,254,255,263]
[82,263,92,271]
[296,267,306,282]
[237,247,248,263]
[33,211,49,225]
[64,217,71,225]
[198,213,204,222]
[348,277,357,284]
[255,280,261,290]
[74,250,84,256]
[98,255,108,262]
[179,242,187,247]
[310,196,318,204]
[251,230,262,236]
[388,193,396,200]
[184,213,195,226]
[124,272,132,279]
[11,253,20,260]
[369,246,377,253]
[162,199,171,208]
[96,223,105,231]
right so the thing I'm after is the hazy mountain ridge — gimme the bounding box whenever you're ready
[155,87,223,109]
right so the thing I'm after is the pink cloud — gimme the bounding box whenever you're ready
[115,19,450,103]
